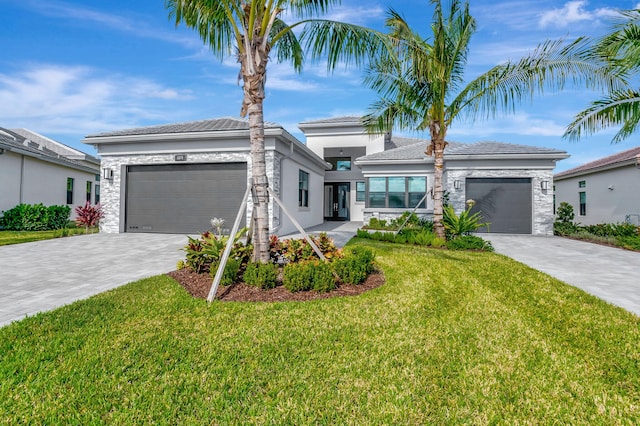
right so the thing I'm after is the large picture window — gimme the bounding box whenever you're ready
[366,177,427,209]
[299,170,309,208]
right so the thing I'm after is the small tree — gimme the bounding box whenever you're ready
[74,202,104,234]
[554,202,578,236]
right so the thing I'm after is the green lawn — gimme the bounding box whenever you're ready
[1,239,639,424]
[0,228,97,246]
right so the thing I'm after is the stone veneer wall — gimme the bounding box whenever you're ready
[100,151,283,233]
[445,169,555,235]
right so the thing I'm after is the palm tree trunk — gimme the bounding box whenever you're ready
[430,121,447,239]
[242,41,271,263]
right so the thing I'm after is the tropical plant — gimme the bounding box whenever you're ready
[442,204,488,239]
[554,202,579,236]
[565,9,639,142]
[166,0,387,262]
[363,0,621,238]
[74,202,104,234]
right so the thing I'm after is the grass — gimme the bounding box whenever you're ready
[1,239,639,424]
[0,227,98,246]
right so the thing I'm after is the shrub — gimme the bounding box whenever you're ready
[554,202,579,236]
[334,247,375,285]
[556,202,575,224]
[0,203,71,231]
[283,261,336,293]
[617,235,640,251]
[446,235,494,251]
[74,202,104,233]
[183,229,249,273]
[443,204,489,239]
[210,258,240,286]
[581,223,639,238]
[243,262,279,289]
[431,237,446,248]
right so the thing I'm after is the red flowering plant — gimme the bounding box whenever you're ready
[74,202,104,234]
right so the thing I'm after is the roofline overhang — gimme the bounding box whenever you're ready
[555,158,639,180]
[355,152,568,166]
[0,141,99,174]
[83,126,331,170]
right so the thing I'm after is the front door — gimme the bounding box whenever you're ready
[324,183,350,221]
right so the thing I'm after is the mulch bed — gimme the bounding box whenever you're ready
[166,268,385,302]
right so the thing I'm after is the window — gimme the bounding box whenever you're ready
[325,157,351,171]
[356,181,365,202]
[408,177,427,208]
[95,173,100,182]
[95,184,100,205]
[298,170,309,208]
[66,178,74,204]
[579,191,586,216]
[368,177,386,208]
[388,177,406,208]
[578,180,586,188]
[86,181,92,203]
[366,177,428,209]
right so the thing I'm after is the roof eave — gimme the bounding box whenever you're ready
[555,158,638,180]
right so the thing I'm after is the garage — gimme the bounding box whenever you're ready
[466,177,532,234]
[125,163,247,234]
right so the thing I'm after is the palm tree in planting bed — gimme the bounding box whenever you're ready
[166,0,387,262]
[363,0,623,239]
[565,8,640,143]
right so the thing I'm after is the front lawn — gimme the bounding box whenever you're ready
[1,240,638,423]
[0,227,97,246]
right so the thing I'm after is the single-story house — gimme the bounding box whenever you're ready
[0,127,100,217]
[85,116,568,236]
[554,146,640,225]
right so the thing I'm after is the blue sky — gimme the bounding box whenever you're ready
[2,0,639,172]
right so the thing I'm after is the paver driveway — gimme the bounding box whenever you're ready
[0,233,186,327]
[484,234,640,316]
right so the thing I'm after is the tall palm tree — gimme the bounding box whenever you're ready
[166,0,386,262]
[565,9,640,143]
[364,0,621,238]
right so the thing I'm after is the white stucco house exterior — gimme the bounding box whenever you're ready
[0,127,100,218]
[85,116,568,236]
[554,146,640,226]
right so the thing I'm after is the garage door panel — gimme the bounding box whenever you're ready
[126,163,247,234]
[466,178,532,234]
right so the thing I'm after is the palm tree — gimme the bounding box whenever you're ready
[363,0,621,238]
[565,9,640,143]
[166,0,386,262]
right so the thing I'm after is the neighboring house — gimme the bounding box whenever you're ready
[85,116,568,236]
[554,147,640,226]
[0,127,100,218]
[300,116,568,235]
[83,118,330,235]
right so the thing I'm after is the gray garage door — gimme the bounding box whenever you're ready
[466,178,532,234]
[125,163,247,234]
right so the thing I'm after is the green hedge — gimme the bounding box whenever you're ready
[0,204,71,231]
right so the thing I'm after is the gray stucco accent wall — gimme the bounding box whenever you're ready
[446,168,555,235]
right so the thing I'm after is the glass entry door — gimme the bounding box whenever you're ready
[324,183,350,221]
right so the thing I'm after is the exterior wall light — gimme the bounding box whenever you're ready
[102,168,114,180]
[540,180,549,190]
[453,180,462,190]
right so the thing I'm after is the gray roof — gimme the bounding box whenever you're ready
[298,116,363,126]
[357,139,567,162]
[555,146,640,178]
[10,128,99,164]
[87,117,282,138]
[0,127,98,173]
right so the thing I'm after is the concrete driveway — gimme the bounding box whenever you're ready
[0,233,187,327]
[484,234,640,316]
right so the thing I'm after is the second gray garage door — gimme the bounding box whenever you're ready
[466,177,532,234]
[125,163,247,234]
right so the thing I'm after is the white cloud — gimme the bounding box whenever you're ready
[19,0,201,49]
[0,64,193,135]
[539,1,618,29]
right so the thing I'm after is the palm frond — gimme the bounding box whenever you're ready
[564,90,640,143]
[450,37,627,124]
[270,18,304,71]
[300,20,389,71]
